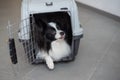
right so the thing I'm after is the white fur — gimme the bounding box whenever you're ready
[49,39,71,61]
[55,30,64,39]
[48,22,57,30]
[45,56,54,69]
[36,40,71,69]
[36,50,54,69]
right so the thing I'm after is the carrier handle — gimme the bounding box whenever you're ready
[8,38,18,64]
[45,2,53,6]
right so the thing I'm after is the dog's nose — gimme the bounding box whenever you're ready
[60,32,64,36]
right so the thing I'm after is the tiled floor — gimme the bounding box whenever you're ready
[0,0,120,80]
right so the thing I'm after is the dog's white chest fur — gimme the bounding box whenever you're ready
[49,39,71,61]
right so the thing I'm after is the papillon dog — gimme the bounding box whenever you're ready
[34,20,71,69]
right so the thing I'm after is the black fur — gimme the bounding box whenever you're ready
[34,19,52,53]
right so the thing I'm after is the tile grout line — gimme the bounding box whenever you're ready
[87,31,117,80]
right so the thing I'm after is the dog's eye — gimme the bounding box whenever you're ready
[46,34,52,38]
[56,26,60,30]
[51,32,56,35]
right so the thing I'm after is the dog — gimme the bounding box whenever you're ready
[34,20,71,70]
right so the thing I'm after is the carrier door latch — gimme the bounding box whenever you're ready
[45,2,53,6]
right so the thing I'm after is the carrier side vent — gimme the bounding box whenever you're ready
[61,7,68,10]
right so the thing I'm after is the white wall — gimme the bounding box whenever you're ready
[76,0,120,17]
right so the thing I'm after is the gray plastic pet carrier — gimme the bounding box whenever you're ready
[8,0,83,65]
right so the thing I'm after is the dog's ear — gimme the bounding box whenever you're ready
[36,19,48,28]
[33,14,48,31]
[34,18,49,35]
[40,19,48,28]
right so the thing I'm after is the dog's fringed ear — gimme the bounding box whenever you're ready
[33,14,48,30]
[39,19,48,28]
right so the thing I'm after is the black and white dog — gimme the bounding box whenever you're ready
[34,20,71,69]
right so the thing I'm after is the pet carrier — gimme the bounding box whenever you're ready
[13,0,83,64]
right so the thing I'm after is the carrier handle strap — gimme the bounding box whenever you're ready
[8,38,18,64]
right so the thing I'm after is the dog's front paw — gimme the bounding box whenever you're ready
[47,61,54,70]
[45,56,54,70]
